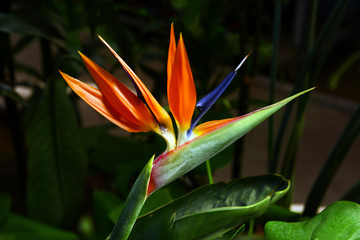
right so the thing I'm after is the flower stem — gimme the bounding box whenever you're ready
[205,160,213,184]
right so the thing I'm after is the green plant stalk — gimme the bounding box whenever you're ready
[303,105,360,217]
[279,0,352,207]
[278,0,317,205]
[279,115,305,208]
[268,0,282,173]
[271,0,351,168]
[248,219,255,237]
[109,156,154,240]
[205,160,214,184]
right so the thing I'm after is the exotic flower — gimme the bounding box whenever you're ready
[60,24,313,196]
[59,24,249,152]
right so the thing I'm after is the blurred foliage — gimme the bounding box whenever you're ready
[0,0,359,239]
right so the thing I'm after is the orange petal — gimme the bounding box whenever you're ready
[59,70,153,132]
[192,117,241,137]
[98,36,174,133]
[78,52,158,131]
[168,33,196,130]
[167,23,176,91]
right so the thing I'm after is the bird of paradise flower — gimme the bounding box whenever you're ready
[59,24,314,240]
[59,24,313,196]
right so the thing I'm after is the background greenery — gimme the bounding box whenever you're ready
[0,0,359,239]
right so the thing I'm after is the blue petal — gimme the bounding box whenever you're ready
[187,53,250,136]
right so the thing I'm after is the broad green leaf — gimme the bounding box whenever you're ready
[130,174,290,240]
[25,78,87,226]
[109,156,154,240]
[265,201,360,240]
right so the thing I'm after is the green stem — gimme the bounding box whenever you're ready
[109,156,154,240]
[248,219,254,237]
[271,0,351,171]
[205,160,213,184]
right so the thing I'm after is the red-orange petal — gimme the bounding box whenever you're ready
[59,70,153,132]
[98,36,174,133]
[168,33,196,130]
[78,52,158,131]
[167,23,176,92]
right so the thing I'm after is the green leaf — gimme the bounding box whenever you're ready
[108,188,173,224]
[0,213,78,240]
[25,78,87,226]
[109,156,154,240]
[130,174,290,240]
[265,201,360,240]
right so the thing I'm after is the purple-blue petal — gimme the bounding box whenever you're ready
[187,70,238,135]
[187,53,250,136]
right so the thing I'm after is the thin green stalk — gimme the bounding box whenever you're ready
[278,0,318,207]
[205,160,213,184]
[271,0,352,169]
[279,0,352,208]
[109,156,154,240]
[303,105,360,217]
[268,0,282,173]
[248,219,254,237]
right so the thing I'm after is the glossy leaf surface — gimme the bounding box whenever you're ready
[131,174,289,240]
[265,201,360,240]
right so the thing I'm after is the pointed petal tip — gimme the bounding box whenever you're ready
[235,51,252,72]
[98,35,107,45]
[78,50,85,58]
